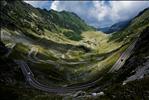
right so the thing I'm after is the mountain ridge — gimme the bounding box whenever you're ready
[1,0,95,41]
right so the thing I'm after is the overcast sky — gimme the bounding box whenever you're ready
[24,0,149,28]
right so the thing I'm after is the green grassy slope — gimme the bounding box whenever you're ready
[0,0,94,41]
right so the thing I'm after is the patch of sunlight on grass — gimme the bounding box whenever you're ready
[80,31,123,54]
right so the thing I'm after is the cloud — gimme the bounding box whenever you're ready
[24,1,51,10]
[51,1,149,27]
[24,1,149,27]
[108,1,149,21]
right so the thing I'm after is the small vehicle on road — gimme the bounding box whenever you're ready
[73,91,86,97]
[121,59,124,62]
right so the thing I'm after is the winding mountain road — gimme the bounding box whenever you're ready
[15,38,138,93]
[108,39,138,73]
[15,60,102,93]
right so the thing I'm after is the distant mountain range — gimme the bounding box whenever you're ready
[98,20,130,34]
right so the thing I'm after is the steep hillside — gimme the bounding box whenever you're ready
[0,0,94,41]
[100,26,149,100]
